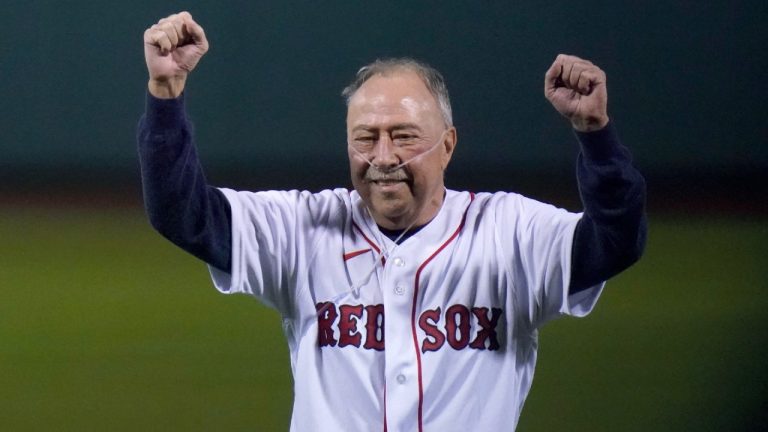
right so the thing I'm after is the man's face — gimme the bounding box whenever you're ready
[346,70,456,230]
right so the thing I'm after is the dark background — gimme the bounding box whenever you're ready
[1,1,766,210]
[1,2,766,431]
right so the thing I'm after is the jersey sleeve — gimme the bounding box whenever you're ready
[207,188,300,313]
[207,188,344,315]
[498,195,605,329]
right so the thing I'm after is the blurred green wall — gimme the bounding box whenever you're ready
[1,1,766,192]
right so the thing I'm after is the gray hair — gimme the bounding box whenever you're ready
[341,58,453,126]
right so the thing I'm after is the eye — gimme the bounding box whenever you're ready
[351,136,376,150]
[393,134,418,146]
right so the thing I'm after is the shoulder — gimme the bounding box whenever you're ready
[216,187,355,217]
[453,189,581,226]
[216,187,352,203]
[452,189,540,213]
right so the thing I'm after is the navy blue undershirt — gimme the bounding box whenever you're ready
[377,225,423,243]
[137,93,647,294]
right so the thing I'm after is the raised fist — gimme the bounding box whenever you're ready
[544,54,609,132]
[143,11,209,98]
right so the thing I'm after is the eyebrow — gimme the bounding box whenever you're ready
[351,123,424,134]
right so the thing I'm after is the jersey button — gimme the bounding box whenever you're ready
[396,374,406,384]
[394,285,405,295]
[392,257,405,267]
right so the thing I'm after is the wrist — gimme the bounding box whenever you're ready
[574,121,623,162]
[148,77,186,99]
[571,115,609,133]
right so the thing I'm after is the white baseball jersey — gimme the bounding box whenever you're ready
[208,188,604,432]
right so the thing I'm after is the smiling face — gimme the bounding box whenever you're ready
[346,69,456,230]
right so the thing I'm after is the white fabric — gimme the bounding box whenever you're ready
[208,188,604,432]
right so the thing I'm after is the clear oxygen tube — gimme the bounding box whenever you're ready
[316,130,448,317]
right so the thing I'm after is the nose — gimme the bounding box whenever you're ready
[371,136,399,170]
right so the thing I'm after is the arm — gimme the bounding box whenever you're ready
[543,54,647,294]
[569,123,647,293]
[137,93,232,272]
[138,12,232,272]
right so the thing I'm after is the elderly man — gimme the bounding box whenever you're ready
[138,12,646,432]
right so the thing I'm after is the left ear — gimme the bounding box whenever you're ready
[440,127,457,170]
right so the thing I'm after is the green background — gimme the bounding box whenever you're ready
[2,209,766,431]
[1,1,767,431]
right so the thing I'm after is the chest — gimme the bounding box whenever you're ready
[299,221,513,355]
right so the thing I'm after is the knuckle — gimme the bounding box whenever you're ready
[150,31,163,43]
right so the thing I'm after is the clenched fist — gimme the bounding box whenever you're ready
[545,54,609,132]
[144,11,209,99]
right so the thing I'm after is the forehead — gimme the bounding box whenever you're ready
[346,70,441,128]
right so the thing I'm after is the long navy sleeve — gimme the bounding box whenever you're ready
[137,93,232,272]
[136,93,646,291]
[569,124,647,293]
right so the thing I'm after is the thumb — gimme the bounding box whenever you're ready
[543,56,563,98]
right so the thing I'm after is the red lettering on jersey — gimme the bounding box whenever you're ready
[419,307,444,353]
[469,307,502,350]
[339,304,364,348]
[445,305,471,350]
[316,302,338,347]
[364,304,385,351]
[320,301,503,353]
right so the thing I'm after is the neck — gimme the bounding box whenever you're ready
[378,223,426,243]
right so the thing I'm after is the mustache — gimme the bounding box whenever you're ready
[365,166,409,182]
